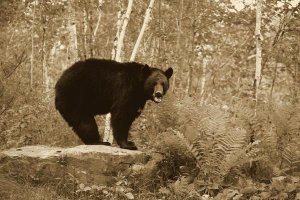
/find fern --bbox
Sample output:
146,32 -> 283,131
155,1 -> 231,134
271,103 -> 300,171
153,95 -> 300,185
282,147 -> 300,170
170,101 -> 257,183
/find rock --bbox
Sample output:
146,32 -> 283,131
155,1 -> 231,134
0,145 -> 150,185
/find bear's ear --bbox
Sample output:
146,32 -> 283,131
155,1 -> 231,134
142,64 -> 151,76
165,67 -> 173,79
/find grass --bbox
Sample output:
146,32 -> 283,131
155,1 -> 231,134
0,175 -> 66,200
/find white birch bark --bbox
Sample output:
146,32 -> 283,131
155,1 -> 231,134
30,0 -> 37,90
83,8 -> 88,58
93,0 -> 103,41
104,0 -> 134,144
130,0 -> 155,61
111,9 -> 123,60
171,0 -> 183,92
103,113 -> 114,143
186,0 -> 197,96
49,41 -> 60,67
200,57 -> 208,105
41,28 -> 50,99
65,47 -> 69,70
254,0 -> 262,102
91,0 -> 104,56
115,0 -> 133,62
67,1 -> 78,64
185,68 -> 191,95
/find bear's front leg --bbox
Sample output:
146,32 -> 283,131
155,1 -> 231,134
111,112 -> 137,150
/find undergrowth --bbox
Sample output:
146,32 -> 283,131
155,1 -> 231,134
0,91 -> 300,199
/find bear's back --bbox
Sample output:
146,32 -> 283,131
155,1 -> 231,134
55,59 -> 147,115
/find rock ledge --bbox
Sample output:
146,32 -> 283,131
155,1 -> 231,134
0,145 -> 149,185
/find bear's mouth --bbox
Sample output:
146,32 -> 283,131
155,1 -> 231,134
153,96 -> 162,103
153,91 -> 163,103
152,85 -> 164,103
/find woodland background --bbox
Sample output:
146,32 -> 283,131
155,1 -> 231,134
0,0 -> 300,199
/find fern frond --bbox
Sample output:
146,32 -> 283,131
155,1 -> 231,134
214,128 -> 258,178
172,103 -> 255,183
282,146 -> 300,169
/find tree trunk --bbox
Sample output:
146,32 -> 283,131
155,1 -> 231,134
104,0 -> 134,144
41,27 -> 50,99
292,63 -> 298,103
30,0 -> 36,90
254,0 -> 262,103
83,8 -> 88,59
157,0 -> 163,65
186,0 -> 197,96
200,57 -> 207,105
111,2 -> 123,60
91,0 -> 104,56
171,0 -> 183,92
67,1 -> 78,65
130,0 -> 155,61
269,61 -> 277,102
115,0 -> 133,62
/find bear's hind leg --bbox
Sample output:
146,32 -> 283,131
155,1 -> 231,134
72,117 -> 102,145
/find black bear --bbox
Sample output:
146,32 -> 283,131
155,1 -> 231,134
55,58 -> 173,150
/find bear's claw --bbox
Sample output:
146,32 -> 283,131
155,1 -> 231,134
119,141 -> 138,150
100,141 -> 111,146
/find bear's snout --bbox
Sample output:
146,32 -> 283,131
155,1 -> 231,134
153,91 -> 163,103
153,85 -> 163,103
155,91 -> 163,98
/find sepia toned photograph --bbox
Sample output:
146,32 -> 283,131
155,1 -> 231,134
0,0 -> 299,199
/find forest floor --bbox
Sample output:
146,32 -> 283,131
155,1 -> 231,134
0,95 -> 300,200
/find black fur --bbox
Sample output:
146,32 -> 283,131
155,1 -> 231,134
55,58 -> 173,150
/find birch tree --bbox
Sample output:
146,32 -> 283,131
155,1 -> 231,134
254,0 -> 262,103
67,0 -> 78,66
30,0 -> 37,90
171,0 -> 183,92
115,0 -> 133,62
103,0 -> 134,144
83,8 -> 88,58
91,0 -> 104,56
104,0 -> 155,144
111,1 -> 124,60
200,57 -> 208,105
186,0 -> 198,96
41,24 -> 50,98
40,1 -> 50,98
130,0 -> 155,61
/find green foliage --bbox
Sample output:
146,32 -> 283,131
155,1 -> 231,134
172,99 -> 261,184
0,89 -> 79,150
149,95 -> 300,187
0,0 -> 300,199
271,104 -> 300,172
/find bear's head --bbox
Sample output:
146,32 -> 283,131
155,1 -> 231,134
143,65 -> 173,103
